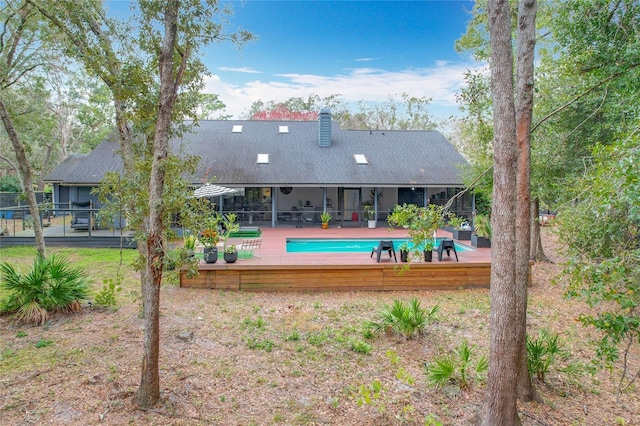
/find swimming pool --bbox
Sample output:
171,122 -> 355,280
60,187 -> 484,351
286,238 -> 474,253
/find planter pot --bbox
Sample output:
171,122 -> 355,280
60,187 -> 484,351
224,251 -> 238,263
322,222 -> 329,229
203,247 -> 218,263
424,250 -> 433,262
400,250 -> 409,263
471,234 -> 491,248
453,229 -> 472,240
367,220 -> 376,229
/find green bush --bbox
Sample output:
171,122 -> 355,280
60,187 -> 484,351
369,297 -> 440,339
0,254 -> 90,325
94,278 -> 122,310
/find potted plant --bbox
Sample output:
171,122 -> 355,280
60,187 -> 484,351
221,212 -> 240,260
390,204 -> 444,263
320,211 -> 332,229
363,205 -> 376,229
183,234 -> 197,258
471,214 -> 491,248
223,245 -> 238,263
398,241 -> 410,262
423,239 -> 435,262
198,210 -> 221,263
448,215 -> 472,240
200,228 -> 220,263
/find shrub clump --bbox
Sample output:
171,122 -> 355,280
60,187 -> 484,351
0,254 -> 90,325
368,297 -> 440,339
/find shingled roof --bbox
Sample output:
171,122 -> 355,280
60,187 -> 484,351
46,118 -> 468,187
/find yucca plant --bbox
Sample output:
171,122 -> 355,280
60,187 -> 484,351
0,254 -> 90,325
369,297 -> 440,339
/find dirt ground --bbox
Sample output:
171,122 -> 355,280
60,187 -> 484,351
1,229 -> 638,425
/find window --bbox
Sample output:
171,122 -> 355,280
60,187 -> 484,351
354,154 -> 368,165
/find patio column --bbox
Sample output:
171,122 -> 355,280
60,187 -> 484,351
271,186 -> 276,228
373,187 -> 378,218
322,187 -> 327,212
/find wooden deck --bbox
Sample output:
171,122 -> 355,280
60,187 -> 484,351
180,227 -> 493,292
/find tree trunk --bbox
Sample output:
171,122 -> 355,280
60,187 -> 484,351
514,0 -> 541,403
478,0 -> 521,424
530,198 -> 551,262
0,97 -> 46,257
136,0 -> 183,408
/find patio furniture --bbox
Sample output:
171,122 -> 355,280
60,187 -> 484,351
301,206 -> 315,226
371,240 -> 397,263
70,217 -> 90,231
437,239 -> 458,262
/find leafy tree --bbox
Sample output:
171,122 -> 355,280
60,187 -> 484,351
245,93 -> 438,130
251,104 -> 319,121
532,1 -> 640,210
243,94 -> 342,121
560,131 -> 640,399
0,1 -> 51,256
0,175 -> 20,192
194,93 -> 230,120
477,0 -> 537,423
34,0 -> 252,408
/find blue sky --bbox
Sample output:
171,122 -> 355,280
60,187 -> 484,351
111,1 -> 479,119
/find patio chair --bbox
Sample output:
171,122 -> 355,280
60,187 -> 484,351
437,239 -> 458,262
301,206 -> 315,226
240,237 -> 262,258
371,240 -> 397,262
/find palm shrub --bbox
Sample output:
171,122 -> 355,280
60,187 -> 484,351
369,297 -> 440,339
527,328 -> 569,382
425,341 -> 488,390
0,254 -> 90,325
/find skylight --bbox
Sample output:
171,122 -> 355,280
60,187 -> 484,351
354,154 -> 368,165
279,126 -> 289,134
257,154 -> 269,164
232,125 -> 242,133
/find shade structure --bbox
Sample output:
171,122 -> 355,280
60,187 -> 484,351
193,184 -> 239,198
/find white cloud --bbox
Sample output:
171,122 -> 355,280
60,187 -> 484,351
203,62 -> 483,119
218,66 -> 262,74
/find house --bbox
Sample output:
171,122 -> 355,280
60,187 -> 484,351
45,110 -> 471,227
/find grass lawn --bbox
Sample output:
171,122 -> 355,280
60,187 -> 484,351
0,230 -> 638,425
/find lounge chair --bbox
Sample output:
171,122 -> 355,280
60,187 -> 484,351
371,240 -> 397,262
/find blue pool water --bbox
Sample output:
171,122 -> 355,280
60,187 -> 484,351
286,238 -> 474,253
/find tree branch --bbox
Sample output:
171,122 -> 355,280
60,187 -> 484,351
531,64 -> 640,133
442,164 -> 493,213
